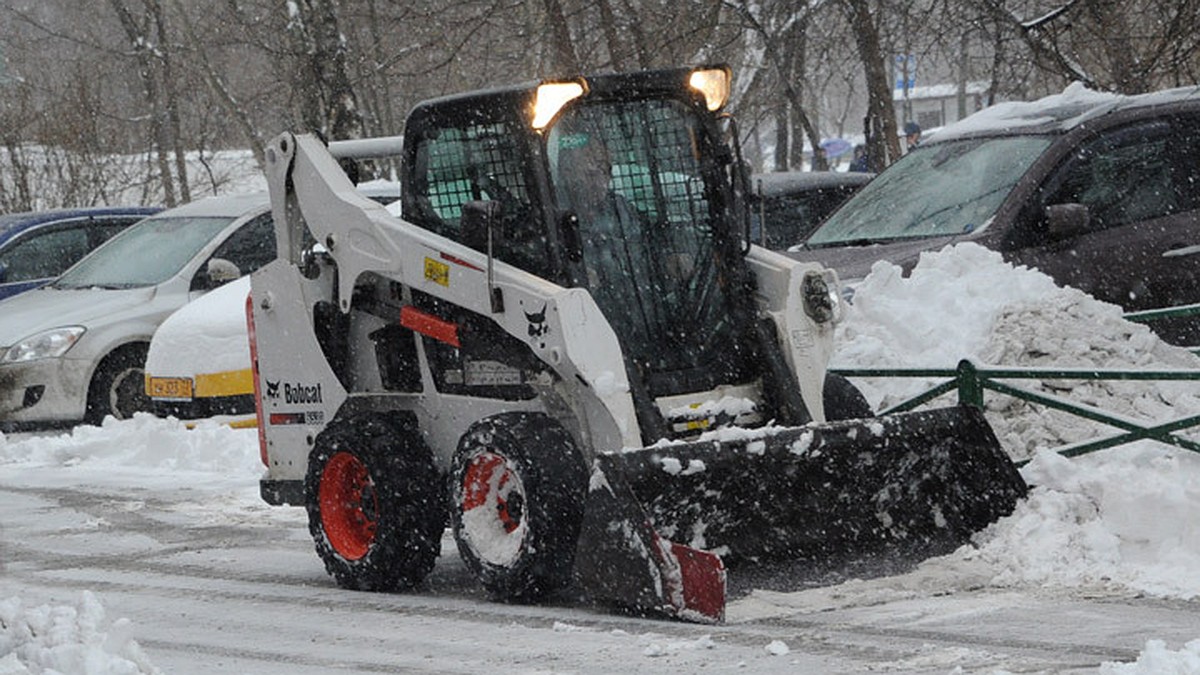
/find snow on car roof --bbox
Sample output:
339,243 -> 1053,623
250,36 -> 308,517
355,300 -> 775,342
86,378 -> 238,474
751,171 -> 873,197
929,81 -> 1200,142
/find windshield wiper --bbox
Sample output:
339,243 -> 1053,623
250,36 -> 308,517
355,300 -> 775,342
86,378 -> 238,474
808,237 -> 879,248
52,282 -> 143,290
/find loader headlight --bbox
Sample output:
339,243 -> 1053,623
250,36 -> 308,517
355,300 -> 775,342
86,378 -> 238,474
801,270 -> 841,324
2,326 -> 86,364
689,66 -> 732,112
532,80 -> 587,130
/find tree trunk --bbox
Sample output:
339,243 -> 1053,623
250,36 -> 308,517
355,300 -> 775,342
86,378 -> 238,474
541,0 -> 580,75
147,0 -> 190,203
845,0 -> 900,172
285,0 -> 366,142
168,0 -> 267,170
110,0 -> 179,206
774,106 -> 790,171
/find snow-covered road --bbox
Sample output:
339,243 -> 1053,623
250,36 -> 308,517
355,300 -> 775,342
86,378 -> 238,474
2,438 -> 1198,674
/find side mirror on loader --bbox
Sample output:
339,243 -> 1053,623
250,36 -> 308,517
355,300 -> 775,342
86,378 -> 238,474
461,200 -> 506,313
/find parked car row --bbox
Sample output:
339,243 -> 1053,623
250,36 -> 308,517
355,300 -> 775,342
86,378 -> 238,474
0,194 -> 274,429
0,182 -> 400,431
749,170 -> 872,250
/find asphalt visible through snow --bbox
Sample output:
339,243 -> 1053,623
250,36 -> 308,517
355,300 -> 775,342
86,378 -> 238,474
4,476 -> 1199,674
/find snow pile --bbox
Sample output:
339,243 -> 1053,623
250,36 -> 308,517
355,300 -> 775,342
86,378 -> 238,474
635,633 -> 716,657
821,242 -> 1200,602
0,592 -> 159,674
1101,639 -> 1200,673
0,414 -> 261,480
832,243 -> 1200,458
969,446 -> 1200,599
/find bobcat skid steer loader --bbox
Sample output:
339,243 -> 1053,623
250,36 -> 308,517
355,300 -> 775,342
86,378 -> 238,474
249,65 -> 1026,623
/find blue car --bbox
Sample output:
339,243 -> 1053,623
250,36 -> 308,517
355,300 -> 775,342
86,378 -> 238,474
0,207 -> 161,301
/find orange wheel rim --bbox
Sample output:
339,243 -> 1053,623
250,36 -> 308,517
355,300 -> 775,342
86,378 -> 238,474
319,451 -> 377,560
462,453 -> 523,533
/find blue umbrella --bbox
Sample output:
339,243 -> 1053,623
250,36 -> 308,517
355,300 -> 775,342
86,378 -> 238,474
819,138 -> 852,158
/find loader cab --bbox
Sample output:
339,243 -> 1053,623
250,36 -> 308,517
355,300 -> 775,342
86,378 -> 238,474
401,66 -> 759,402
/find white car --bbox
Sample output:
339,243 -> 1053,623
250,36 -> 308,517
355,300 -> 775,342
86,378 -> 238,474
142,181 -> 401,422
144,275 -> 255,423
0,193 -> 273,429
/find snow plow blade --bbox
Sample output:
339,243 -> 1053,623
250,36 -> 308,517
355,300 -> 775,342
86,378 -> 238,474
574,405 -> 1026,622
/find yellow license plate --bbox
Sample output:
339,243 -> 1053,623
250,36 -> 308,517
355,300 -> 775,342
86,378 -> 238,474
147,377 -> 194,400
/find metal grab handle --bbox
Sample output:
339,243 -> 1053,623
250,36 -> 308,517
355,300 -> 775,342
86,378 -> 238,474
1163,244 -> 1200,258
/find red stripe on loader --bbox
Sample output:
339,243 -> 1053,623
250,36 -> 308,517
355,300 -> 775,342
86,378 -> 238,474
245,293 -> 268,467
400,306 -> 461,348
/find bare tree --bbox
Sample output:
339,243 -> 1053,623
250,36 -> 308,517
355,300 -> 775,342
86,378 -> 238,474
844,0 -> 901,171
109,0 -> 188,205
281,0 -> 366,141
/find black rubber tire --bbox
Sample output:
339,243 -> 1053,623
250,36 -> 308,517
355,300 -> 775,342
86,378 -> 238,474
823,372 -> 873,421
450,412 -> 588,602
85,344 -> 151,425
305,412 -> 444,592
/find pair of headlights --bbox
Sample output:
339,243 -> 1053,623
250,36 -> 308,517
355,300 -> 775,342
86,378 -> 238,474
1,326 -> 85,364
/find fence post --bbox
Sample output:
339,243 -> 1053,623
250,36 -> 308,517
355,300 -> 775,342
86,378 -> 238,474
956,359 -> 984,408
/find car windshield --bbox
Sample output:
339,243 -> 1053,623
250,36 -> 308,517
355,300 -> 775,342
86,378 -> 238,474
806,135 -> 1053,245
53,216 -> 235,289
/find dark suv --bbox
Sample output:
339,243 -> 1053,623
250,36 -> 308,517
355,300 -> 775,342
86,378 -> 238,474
792,84 -> 1200,348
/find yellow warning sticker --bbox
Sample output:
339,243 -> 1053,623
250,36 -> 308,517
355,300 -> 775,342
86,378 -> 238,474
424,257 -> 450,286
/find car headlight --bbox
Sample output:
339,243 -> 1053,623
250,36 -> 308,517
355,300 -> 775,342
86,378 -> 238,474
801,269 -> 843,324
2,326 -> 86,364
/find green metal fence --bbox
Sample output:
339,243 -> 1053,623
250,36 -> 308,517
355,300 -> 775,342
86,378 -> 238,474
830,360 -> 1200,460
1123,303 -> 1200,355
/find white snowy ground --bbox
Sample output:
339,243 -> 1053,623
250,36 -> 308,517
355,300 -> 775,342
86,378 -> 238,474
3,243 -> 1200,673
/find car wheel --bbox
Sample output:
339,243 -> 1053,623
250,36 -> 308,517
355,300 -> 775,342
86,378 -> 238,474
305,412 -> 444,591
450,413 -> 588,602
85,344 -> 151,425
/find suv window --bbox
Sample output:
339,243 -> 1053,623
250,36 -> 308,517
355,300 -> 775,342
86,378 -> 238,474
0,224 -> 91,282
1041,120 -> 1178,230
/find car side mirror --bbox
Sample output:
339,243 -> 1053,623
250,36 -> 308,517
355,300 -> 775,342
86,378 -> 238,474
1045,203 -> 1090,240
206,258 -> 242,286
